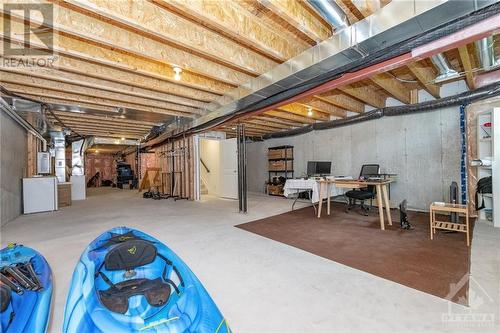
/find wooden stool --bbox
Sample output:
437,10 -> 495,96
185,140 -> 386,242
429,203 -> 470,246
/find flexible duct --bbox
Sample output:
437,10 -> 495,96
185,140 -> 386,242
261,82 -> 500,140
431,53 -> 460,83
475,36 -> 499,70
307,0 -> 349,29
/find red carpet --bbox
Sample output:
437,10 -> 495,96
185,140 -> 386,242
236,204 -> 472,305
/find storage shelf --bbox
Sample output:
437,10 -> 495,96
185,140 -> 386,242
269,170 -> 294,173
268,158 -> 294,161
268,145 -> 293,150
433,220 -> 467,232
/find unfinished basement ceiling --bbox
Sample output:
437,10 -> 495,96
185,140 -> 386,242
0,0 -> 498,140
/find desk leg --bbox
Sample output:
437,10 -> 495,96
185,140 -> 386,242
327,183 -> 331,216
317,183 -> 323,218
376,184 -> 385,230
381,184 -> 392,226
310,190 -> 317,214
429,209 -> 433,240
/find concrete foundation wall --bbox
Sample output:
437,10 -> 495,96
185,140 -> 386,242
1,111 -> 28,225
247,81 -> 467,211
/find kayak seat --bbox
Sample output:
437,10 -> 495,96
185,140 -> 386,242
0,284 -> 11,313
104,239 -> 157,271
98,239 -> 174,314
99,278 -> 171,314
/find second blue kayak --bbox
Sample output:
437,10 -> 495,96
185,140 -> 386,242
0,244 -> 53,333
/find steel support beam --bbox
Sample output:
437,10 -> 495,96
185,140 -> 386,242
237,124 -> 247,213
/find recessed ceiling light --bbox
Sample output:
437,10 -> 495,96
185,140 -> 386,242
307,107 -> 313,117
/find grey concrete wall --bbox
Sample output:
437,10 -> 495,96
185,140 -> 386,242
247,81 -> 467,211
1,111 -> 28,225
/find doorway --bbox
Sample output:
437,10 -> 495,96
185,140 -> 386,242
198,137 -> 238,200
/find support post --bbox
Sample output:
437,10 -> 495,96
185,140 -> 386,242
237,124 -> 247,213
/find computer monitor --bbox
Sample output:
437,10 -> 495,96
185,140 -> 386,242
307,161 -> 332,176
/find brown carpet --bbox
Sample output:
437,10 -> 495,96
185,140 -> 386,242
236,204 -> 472,305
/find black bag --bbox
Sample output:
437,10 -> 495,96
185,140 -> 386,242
475,176 -> 492,210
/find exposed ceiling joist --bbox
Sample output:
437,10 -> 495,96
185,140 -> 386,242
1,67 -> 206,108
0,72 -> 203,115
150,0 -> 305,62
246,118 -> 294,130
299,98 -> 346,118
263,110 -> 316,124
338,85 -> 386,108
56,0 -> 277,76
315,91 -> 365,113
50,116 -> 153,130
2,83 -> 196,118
51,111 -> 158,126
370,73 -> 411,104
277,103 -> 330,121
458,45 -> 476,90
2,4 -> 252,86
255,115 -> 304,127
1,23 -> 233,96
257,0 -> 332,43
406,61 -> 441,98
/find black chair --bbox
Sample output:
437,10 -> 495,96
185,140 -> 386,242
345,164 -> 380,216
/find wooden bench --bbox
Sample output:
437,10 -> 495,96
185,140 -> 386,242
429,203 -> 470,246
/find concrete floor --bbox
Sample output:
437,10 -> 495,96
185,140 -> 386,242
2,188 -> 499,333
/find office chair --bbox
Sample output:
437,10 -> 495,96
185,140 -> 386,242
345,164 -> 380,216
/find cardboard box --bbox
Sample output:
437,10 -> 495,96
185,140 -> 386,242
268,160 -> 293,171
268,148 -> 293,159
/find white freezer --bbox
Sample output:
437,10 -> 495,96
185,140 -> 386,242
23,177 -> 58,214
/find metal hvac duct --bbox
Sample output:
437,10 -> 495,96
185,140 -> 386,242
307,0 -> 349,29
50,131 -> 66,183
431,53 -> 461,83
475,36 -> 499,70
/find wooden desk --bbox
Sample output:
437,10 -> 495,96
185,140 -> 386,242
429,203 -> 470,246
317,179 -> 393,230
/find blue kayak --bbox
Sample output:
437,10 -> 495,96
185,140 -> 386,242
0,244 -> 53,333
63,227 -> 231,333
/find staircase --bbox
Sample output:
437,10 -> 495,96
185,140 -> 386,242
200,181 -> 208,195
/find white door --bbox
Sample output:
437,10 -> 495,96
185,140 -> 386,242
219,138 -> 238,199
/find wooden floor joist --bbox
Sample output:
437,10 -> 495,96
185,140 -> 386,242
1,73 -> 203,116
56,0 -> 278,77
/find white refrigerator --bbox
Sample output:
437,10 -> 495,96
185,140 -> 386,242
23,177 -> 58,214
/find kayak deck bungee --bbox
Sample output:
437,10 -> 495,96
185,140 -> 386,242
0,244 -> 53,333
63,227 -> 231,332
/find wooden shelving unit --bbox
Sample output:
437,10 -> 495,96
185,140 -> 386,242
267,145 -> 293,196
474,108 -> 498,227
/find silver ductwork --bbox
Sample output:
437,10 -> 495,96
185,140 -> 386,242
50,131 -> 66,183
475,36 -> 499,70
431,53 -> 460,83
307,0 -> 349,29
71,139 -> 86,176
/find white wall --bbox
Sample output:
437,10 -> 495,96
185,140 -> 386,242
247,81 -> 468,211
200,138 -> 221,195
